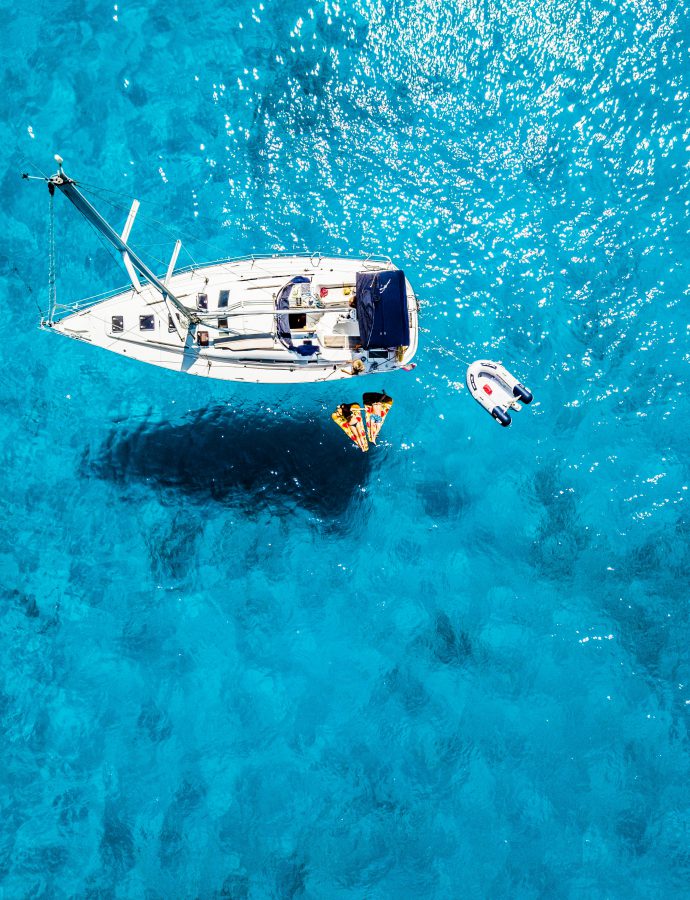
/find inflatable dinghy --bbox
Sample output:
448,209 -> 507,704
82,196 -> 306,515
466,360 -> 532,427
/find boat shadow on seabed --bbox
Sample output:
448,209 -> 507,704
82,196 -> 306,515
83,404 -> 371,517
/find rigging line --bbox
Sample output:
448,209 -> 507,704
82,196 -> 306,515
16,151 -> 50,181
80,212 -> 134,283
81,184 -> 216,239
79,185 -> 231,259
48,189 -> 57,321
75,178 -> 235,229
10,265 -> 43,317
70,185 -> 278,280
180,244 -> 202,269
66,189 -> 179,284
54,283 -> 132,309
56,188 -> 313,301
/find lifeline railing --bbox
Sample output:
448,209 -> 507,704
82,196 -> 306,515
42,251 -> 394,325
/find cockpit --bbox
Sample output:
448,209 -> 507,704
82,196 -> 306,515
275,276 -> 320,356
274,269 -> 410,364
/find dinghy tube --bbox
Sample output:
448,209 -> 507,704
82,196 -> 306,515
466,360 -> 533,427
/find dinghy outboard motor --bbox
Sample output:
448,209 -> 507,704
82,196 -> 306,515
466,360 -> 533,427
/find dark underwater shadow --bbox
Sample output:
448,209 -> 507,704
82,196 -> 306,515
84,404 -> 371,518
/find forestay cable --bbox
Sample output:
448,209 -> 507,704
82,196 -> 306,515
47,186 -> 57,323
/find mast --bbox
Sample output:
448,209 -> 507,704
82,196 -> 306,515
45,156 -> 195,334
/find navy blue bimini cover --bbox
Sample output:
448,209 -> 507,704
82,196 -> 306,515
355,269 -> 410,349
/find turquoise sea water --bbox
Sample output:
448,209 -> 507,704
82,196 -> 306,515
3,0 -> 690,896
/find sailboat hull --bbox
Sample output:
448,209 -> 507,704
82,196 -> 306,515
48,254 -> 419,384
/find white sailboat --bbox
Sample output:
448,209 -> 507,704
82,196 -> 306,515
28,156 -> 419,385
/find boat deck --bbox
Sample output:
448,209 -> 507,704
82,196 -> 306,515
48,254 -> 419,384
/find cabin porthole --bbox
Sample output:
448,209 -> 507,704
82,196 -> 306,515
111,315 -> 124,333
139,315 -> 155,331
